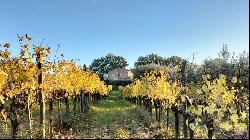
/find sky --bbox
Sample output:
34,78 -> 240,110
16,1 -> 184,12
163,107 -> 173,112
0,0 -> 249,68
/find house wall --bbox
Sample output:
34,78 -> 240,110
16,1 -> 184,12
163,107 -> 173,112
108,68 -> 133,80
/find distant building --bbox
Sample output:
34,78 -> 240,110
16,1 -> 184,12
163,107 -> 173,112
107,68 -> 133,80
103,74 -> 109,80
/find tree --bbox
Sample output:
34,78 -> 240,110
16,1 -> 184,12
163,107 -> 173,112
89,53 -> 128,77
218,44 -> 230,62
133,54 -> 186,79
132,64 -> 167,79
134,53 -> 166,68
165,56 -> 184,67
232,51 -> 249,88
199,47 -> 249,87
185,62 -> 201,84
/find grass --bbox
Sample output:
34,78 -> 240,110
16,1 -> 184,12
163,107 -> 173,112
73,90 -> 156,139
0,90 -> 175,139
87,90 -> 138,127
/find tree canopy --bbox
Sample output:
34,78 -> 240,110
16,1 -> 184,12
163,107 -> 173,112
89,53 -> 128,77
134,53 -> 166,68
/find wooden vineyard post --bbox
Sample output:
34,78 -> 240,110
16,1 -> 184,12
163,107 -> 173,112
173,106 -> 179,139
188,114 -> 195,139
10,97 -> 19,139
73,95 -> 77,113
27,90 -> 33,138
207,116 -> 214,139
48,96 -> 53,138
36,52 -> 46,138
166,107 -> 169,129
181,60 -> 188,139
58,98 -> 62,132
65,96 -> 69,115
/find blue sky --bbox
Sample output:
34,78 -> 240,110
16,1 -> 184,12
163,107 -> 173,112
0,0 -> 249,68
